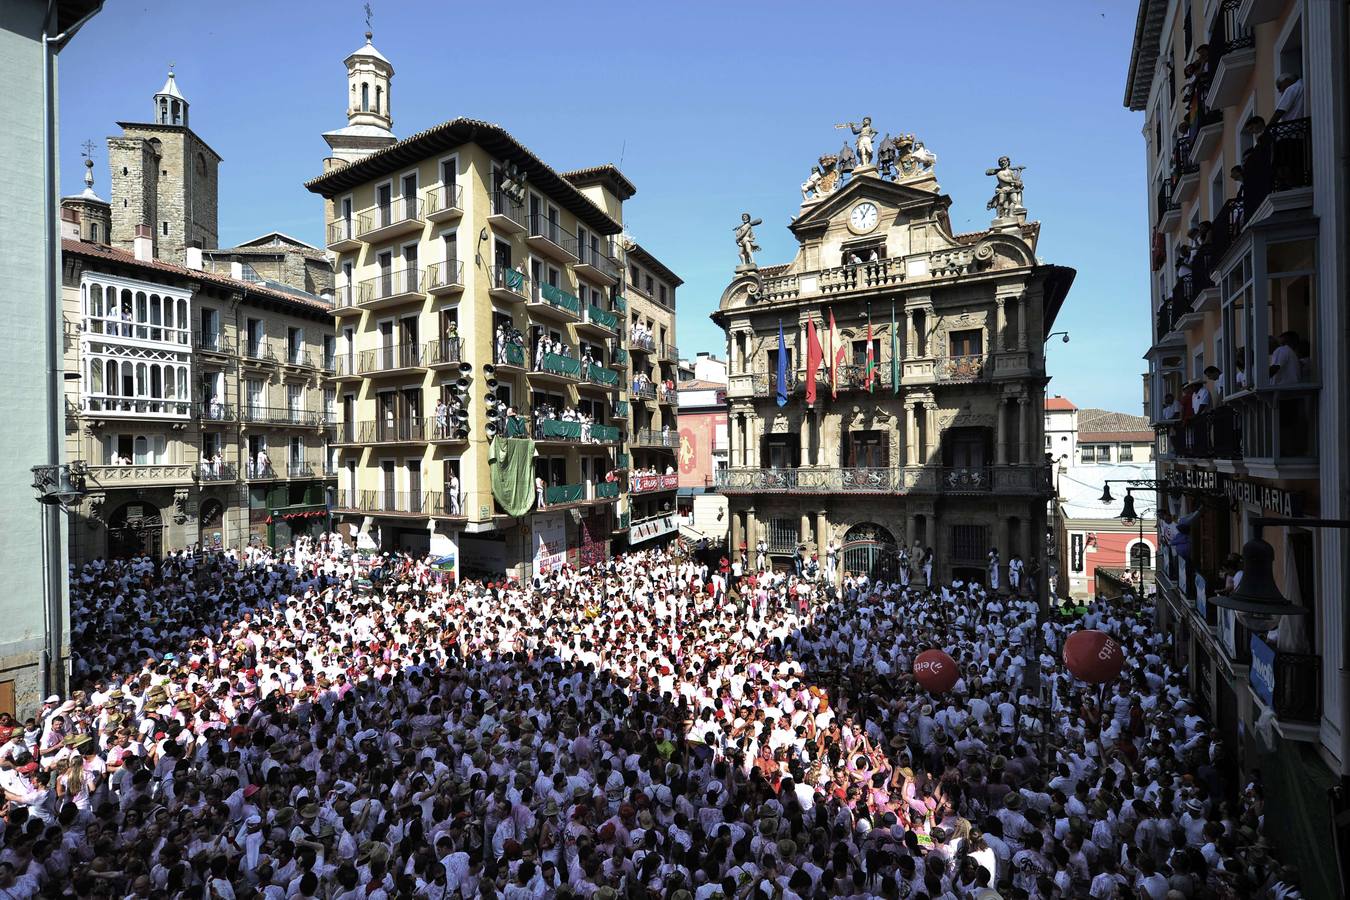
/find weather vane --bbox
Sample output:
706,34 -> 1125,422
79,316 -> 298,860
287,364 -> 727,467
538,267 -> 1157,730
80,139 -> 96,160
364,3 -> 373,33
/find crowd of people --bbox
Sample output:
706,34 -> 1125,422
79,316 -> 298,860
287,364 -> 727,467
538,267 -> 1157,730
0,536 -> 1304,898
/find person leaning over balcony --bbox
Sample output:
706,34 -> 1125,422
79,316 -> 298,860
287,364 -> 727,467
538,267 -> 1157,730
1160,393 -> 1180,421
1268,331 -> 1300,386
1203,365 -> 1224,401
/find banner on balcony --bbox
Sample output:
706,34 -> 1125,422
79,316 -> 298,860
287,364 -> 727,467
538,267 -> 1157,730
533,512 -> 567,574
489,437 -> 537,517
1249,633 -> 1276,707
1070,533 -> 1084,573
630,515 -> 676,545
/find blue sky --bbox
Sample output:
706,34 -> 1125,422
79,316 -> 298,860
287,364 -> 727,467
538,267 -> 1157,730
58,0 -> 1147,413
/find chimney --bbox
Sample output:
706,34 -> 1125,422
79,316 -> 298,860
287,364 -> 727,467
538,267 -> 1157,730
60,206 -> 80,241
185,247 -> 203,270
133,224 -> 154,261
229,261 -> 244,280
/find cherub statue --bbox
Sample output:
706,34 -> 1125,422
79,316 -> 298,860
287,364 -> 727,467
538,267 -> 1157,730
801,165 -> 824,202
986,156 -> 1026,218
734,213 -> 763,268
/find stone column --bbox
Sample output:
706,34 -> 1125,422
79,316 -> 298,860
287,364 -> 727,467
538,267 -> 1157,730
816,510 -> 829,555
995,297 -> 1007,352
745,508 -> 757,555
800,512 -> 812,547
995,399 -> 1008,465
923,402 -> 937,462
907,310 -> 919,356
798,411 -> 810,466
1016,296 -> 1028,350
730,506 -> 742,553
904,402 -> 918,466
749,420 -> 760,469
1017,396 -> 1031,463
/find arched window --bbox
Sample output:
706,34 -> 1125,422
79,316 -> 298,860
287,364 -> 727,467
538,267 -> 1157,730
161,296 -> 173,330
159,98 -> 168,124
150,295 -> 162,341
135,291 -> 147,328
89,283 -> 103,324
105,360 -> 118,396
171,100 -> 181,125
1129,541 -> 1154,569
375,85 -> 382,114
177,367 -> 187,401
177,299 -> 188,342
361,82 -> 369,111
136,363 -> 147,398
120,362 -> 134,401
151,365 -> 162,399
89,358 -> 102,395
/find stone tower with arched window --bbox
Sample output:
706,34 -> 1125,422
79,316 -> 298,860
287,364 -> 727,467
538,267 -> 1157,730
321,31 -> 397,168
107,69 -> 220,264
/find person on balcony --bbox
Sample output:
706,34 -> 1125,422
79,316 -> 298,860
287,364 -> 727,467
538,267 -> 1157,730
1159,393 -> 1180,421
1203,365 -> 1224,401
1268,73 -> 1305,128
1269,331 -> 1301,386
255,447 -> 271,478
1009,554 -> 1024,593
447,473 -> 461,516
535,475 -> 546,510
434,398 -> 448,439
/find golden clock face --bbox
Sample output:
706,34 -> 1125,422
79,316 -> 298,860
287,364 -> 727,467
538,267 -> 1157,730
848,201 -> 879,234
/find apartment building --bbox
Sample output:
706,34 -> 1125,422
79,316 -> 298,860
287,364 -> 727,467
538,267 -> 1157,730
712,122 -> 1074,588
1126,1 -> 1348,892
57,72 -> 336,562
305,34 -> 680,576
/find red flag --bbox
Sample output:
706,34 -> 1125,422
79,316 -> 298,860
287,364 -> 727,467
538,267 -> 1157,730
805,318 -> 823,406
864,322 -> 876,392
828,309 -> 843,399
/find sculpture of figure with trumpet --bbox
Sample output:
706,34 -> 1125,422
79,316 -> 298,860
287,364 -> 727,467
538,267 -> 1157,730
836,116 -> 877,168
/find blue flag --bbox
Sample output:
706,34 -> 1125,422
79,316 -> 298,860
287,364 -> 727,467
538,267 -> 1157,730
776,322 -> 788,407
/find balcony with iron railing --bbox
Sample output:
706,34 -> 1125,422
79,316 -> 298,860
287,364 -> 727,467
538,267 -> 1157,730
195,401 -> 237,423
576,242 -> 620,284
633,428 -> 679,449
527,214 -> 580,262
197,462 -> 238,482
358,418 -> 430,444
531,418 -> 622,444
196,332 -> 233,355
336,489 -> 442,517
426,336 -> 464,368
332,353 -> 361,380
286,462 -> 315,479
490,265 -> 530,302
495,340 -> 526,369
326,217 -> 361,251
1250,632 -> 1321,726
358,342 -> 426,375
282,347 -> 313,369
582,362 -> 621,390
242,339 -> 277,365
631,381 -> 657,401
658,386 -> 679,405
610,345 -> 629,369
425,184 -> 463,222
332,284 -> 357,315
1171,134 -> 1200,203
241,406 -> 325,427
1205,0 -> 1256,109
358,267 -> 425,309
530,282 -> 581,321
659,342 -> 679,362
580,304 -> 619,334
488,190 -> 528,232
1156,180 -> 1182,231
1242,117 -> 1313,223
532,351 -> 582,382
427,259 -> 464,294
355,197 -> 424,243
714,464 -> 1052,495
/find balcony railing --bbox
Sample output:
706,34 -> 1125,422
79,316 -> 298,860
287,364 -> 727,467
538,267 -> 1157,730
337,489 -> 441,516
195,401 -> 237,422
659,343 -> 679,362
1209,0 -> 1254,65
80,395 -> 191,417
585,305 -> 619,331
936,355 -> 988,381
819,258 -> 905,294
327,218 -> 358,246
527,215 -> 579,257
631,473 -> 679,494
287,462 -> 315,478
631,381 -> 657,400
1156,181 -> 1180,228
333,353 -> 359,378
283,348 -> 312,368
490,191 -> 527,229
1251,634 -> 1321,723
198,462 -> 238,482
584,363 -> 620,388
544,483 -> 585,506
333,284 -> 357,311
425,184 -> 463,217
243,340 -> 276,363
611,346 -> 628,368
537,352 -> 582,379
1172,134 -> 1199,180
595,480 -> 621,499
715,465 -> 1051,495
427,337 -> 464,367
577,243 -> 620,280
492,265 -> 530,300
634,428 -> 679,449
242,406 -> 324,427
84,464 -> 195,485
359,418 -> 429,444
1243,117 -> 1312,221
534,418 -> 609,443
428,259 -> 463,290
536,282 -> 581,315
322,354 -> 336,373
496,341 -> 526,368
659,387 -> 679,404
359,342 -> 426,374
356,197 -> 423,237
196,333 -> 232,354
358,268 -> 424,304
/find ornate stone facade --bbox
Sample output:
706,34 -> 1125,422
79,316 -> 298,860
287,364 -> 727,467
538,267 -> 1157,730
711,131 -> 1074,589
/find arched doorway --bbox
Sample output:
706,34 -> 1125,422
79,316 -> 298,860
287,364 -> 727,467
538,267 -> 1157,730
841,522 -> 898,583
107,501 -> 163,560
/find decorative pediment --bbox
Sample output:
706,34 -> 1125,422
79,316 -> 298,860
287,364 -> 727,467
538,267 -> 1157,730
970,231 -> 1035,271
790,175 -> 949,238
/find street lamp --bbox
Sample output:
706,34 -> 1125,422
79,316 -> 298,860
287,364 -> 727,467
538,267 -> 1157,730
1118,491 -> 1151,588
1207,536 -> 1308,632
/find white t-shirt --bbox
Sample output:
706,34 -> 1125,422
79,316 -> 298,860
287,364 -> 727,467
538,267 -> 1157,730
1270,343 -> 1299,385
1275,78 -> 1305,120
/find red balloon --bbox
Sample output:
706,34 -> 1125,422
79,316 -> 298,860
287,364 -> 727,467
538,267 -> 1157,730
913,649 -> 959,694
1063,630 -> 1125,684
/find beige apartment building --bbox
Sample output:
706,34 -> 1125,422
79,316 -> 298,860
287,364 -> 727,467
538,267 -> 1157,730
713,124 -> 1074,588
57,73 -> 337,562
305,34 -> 680,575
1126,1 -> 1348,894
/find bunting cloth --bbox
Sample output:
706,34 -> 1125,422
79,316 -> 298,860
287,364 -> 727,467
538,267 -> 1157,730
891,305 -> 901,395
489,436 -> 538,517
775,322 -> 788,407
864,322 -> 876,392
805,317 -> 823,406
828,309 -> 843,399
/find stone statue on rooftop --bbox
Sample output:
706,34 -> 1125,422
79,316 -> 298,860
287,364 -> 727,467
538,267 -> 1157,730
986,156 -> 1026,219
734,213 -> 763,269
801,165 -> 825,202
838,117 -> 877,168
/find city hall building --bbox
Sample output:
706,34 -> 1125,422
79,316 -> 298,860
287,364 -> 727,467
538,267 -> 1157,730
712,127 -> 1074,589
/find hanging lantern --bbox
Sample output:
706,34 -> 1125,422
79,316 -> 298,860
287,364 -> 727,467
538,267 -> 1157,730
913,648 -> 959,694
1063,630 -> 1125,684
